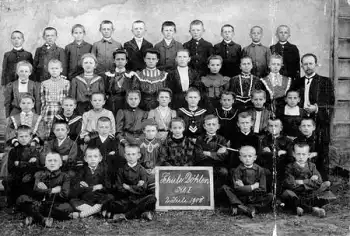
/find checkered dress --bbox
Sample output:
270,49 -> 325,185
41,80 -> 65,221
40,76 -> 70,135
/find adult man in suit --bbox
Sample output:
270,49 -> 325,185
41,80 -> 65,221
293,53 -> 335,180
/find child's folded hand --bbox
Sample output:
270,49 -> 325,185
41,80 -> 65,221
263,147 -> 271,152
84,135 -> 91,143
93,184 -> 103,191
137,180 -> 145,186
80,181 -> 89,188
30,141 -> 36,147
108,151 -> 115,155
123,183 -> 131,190
14,161 -> 19,166
235,180 -> 244,187
62,155 -> 68,161
29,157 -> 37,163
295,179 -> 304,185
217,147 -> 226,154
37,182 -> 48,190
310,175 -> 319,181
309,152 -> 317,158
203,151 -> 211,157
51,186 -> 61,194
278,150 -> 286,156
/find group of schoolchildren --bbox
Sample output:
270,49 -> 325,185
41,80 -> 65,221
1,18 -> 336,227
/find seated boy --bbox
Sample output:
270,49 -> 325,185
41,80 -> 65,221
159,118 -> 195,166
4,125 -> 40,208
5,93 -> 45,147
102,145 -> 156,221
177,87 -> 208,141
281,142 -> 335,217
215,91 -> 238,142
80,92 -> 115,142
247,90 -> 272,135
42,121 -> 80,178
228,56 -> 262,111
221,146 -> 272,218
229,112 -> 260,168
201,55 -> 230,109
116,90 -> 148,149
17,152 -> 73,227
4,61 -> 40,117
69,146 -> 114,218
194,115 -> 228,188
49,97 -> 82,141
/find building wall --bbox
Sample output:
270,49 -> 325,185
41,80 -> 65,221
0,0 -> 332,77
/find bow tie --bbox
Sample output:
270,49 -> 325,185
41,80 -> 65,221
252,43 -> 262,47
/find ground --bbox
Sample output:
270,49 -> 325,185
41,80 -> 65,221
0,176 -> 349,236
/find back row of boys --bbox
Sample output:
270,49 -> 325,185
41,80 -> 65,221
2,19 -> 300,85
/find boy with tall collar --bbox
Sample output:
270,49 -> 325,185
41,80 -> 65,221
124,20 -> 153,71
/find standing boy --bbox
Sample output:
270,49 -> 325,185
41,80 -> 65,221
214,24 -> 241,77
33,27 -> 67,82
183,20 -> 214,76
92,20 -> 122,76
2,30 -> 33,85
124,20 -> 153,71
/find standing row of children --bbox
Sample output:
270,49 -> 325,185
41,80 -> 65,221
2,19 -> 335,226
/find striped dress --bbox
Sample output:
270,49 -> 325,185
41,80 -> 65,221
40,76 -> 70,136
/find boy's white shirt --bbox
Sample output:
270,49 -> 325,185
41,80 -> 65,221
134,37 -> 143,49
177,66 -> 189,91
164,38 -> 173,46
57,137 -> 67,147
18,81 -> 29,92
127,162 -> 138,168
254,110 -> 262,133
224,40 -> 232,44
14,46 -> 23,50
99,135 -> 108,143
279,41 -> 287,45
284,105 -> 300,115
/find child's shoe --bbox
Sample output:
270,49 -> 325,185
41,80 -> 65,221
238,205 -> 255,218
312,207 -> 326,218
24,216 -> 33,226
141,211 -> 153,221
112,213 -> 127,222
296,207 -> 304,216
44,217 -> 53,227
231,207 -> 238,216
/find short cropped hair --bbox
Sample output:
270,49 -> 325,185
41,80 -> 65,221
16,61 -> 33,73
301,53 -> 318,64
221,91 -> 235,99
100,20 -> 114,30
240,55 -> 253,64
97,116 -> 112,124
276,24 -> 290,34
62,96 -> 77,105
286,89 -> 300,97
239,145 -> 256,154
170,118 -> 186,128
53,120 -> 69,130
125,144 -> 140,153
190,19 -> 204,28
80,53 -> 98,66
16,125 -> 32,135
144,48 -> 160,59
251,89 -> 266,99
186,87 -> 201,97
90,92 -> 105,100
85,145 -> 102,156
158,88 -> 173,98
48,59 -> 62,68
142,119 -> 158,130
20,93 -> 35,103
221,24 -> 234,32
300,117 -> 316,126
207,55 -> 223,65
293,142 -> 310,152
250,26 -> 263,33
43,27 -> 57,37
71,24 -> 86,34
132,20 -> 145,27
176,49 -> 190,56
270,53 -> 283,63
268,118 -> 283,127
237,111 -> 253,121
204,114 -> 219,123
113,49 -> 129,60
11,30 -> 24,39
126,89 -> 141,99
161,21 -> 176,32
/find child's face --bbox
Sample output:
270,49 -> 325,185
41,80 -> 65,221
62,99 -> 76,116
221,26 -> 234,41
127,92 -> 141,108
239,147 -> 257,166
175,51 -> 190,67
20,98 -> 34,113
189,24 -> 204,40
237,117 -> 253,133
48,62 -> 63,78
11,32 -> 24,48
97,121 -> 111,136
53,124 -> 68,140
171,121 -> 185,138
45,153 -> 62,171
144,125 -> 158,140
132,22 -> 145,38
204,118 -> 219,134
276,26 -> 290,42
91,94 -> 106,110
162,26 -> 175,40
299,120 -> 315,137
17,65 -> 31,82
84,149 -> 102,168
220,94 -> 234,109
114,53 -> 127,69
251,93 -> 266,108
286,92 -> 300,107
72,27 -> 85,42
124,147 -> 141,165
269,58 -> 282,73
144,53 -> 159,69
208,59 -> 222,74
82,57 -> 96,74
250,27 -> 262,43
240,58 -> 253,74
157,91 -> 171,107
267,120 -> 282,136
100,23 -> 114,38
293,146 -> 310,165
17,130 -> 31,146
185,91 -> 200,108
43,29 -> 57,45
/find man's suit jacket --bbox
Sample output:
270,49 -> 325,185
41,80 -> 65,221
124,38 -> 153,71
